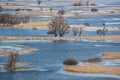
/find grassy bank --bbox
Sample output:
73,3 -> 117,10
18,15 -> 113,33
0,35 -> 120,41
103,52 -> 120,59
63,64 -> 120,75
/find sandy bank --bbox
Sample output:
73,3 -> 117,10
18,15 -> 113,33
63,64 -> 120,75
0,35 -> 120,41
103,52 -> 120,59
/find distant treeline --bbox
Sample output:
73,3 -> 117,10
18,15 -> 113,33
0,13 -> 29,26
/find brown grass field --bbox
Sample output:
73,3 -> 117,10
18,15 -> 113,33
103,52 -> 120,59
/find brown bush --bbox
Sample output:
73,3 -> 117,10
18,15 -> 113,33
91,8 -> 98,12
63,58 -> 78,65
82,58 -> 102,63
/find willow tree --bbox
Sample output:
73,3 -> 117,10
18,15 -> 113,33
48,15 -> 70,37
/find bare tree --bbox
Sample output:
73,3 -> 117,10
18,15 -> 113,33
72,26 -> 79,36
79,27 -> 84,36
5,51 -> 19,71
91,8 -> 98,12
57,9 -> 65,15
48,15 -> 70,37
72,0 -> 83,6
0,5 -> 3,12
96,27 -> 108,36
86,0 -> 90,6
50,7 -> 53,12
38,0 -> 42,5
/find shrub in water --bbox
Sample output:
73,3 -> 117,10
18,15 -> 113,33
91,8 -> 98,12
63,58 -> 78,65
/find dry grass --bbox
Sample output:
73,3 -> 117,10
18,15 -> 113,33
0,35 -> 120,41
1,22 -> 119,31
81,57 -> 102,63
63,52 -> 120,75
13,21 -> 49,28
103,52 -> 120,59
63,64 -> 120,75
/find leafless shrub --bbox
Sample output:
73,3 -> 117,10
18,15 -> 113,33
5,52 -> 19,71
57,9 -> 65,15
90,3 -> 97,6
82,57 -> 102,63
79,27 -> 84,36
74,12 -> 79,16
72,27 -> 84,36
84,22 -> 90,26
96,27 -> 108,36
15,8 -> 32,11
0,5 -> 3,12
72,1 -> 83,6
72,26 -> 79,36
86,0 -> 90,6
38,0 -> 42,5
49,7 -> 53,12
63,58 -> 78,65
91,8 -> 98,12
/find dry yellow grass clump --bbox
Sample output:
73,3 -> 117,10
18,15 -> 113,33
0,35 -> 120,41
80,35 -> 120,41
13,21 -> 49,28
63,64 -> 120,75
103,52 -> 120,59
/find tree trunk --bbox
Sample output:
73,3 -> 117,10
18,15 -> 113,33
6,54 -> 19,71
74,33 -> 77,36
54,33 -> 57,37
59,34 -> 63,37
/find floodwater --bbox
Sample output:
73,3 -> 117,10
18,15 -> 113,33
0,28 -> 120,37
67,15 -> 120,27
0,40 -> 120,80
0,0 -> 120,80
